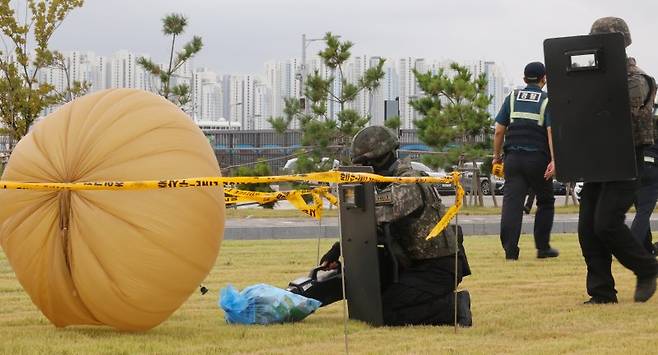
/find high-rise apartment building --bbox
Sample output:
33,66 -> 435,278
398,57 -> 423,129
228,75 -> 244,127
467,60 -> 506,118
265,59 -> 301,127
192,68 -> 223,122
253,82 -> 272,130
35,48 -> 509,132
367,56 -> 386,126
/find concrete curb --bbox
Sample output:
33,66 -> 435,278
224,216 -> 658,240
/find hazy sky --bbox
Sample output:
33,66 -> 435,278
47,0 -> 658,85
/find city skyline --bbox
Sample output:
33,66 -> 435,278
46,0 -> 658,85
39,48 -> 508,132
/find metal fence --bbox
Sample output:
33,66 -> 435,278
209,129 -> 429,175
216,147 -> 304,175
205,130 -> 304,149
1,129 -> 492,175
205,129 -> 430,149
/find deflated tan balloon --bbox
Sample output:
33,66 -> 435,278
0,89 -> 225,330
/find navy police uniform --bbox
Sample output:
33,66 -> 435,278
496,81 -> 556,260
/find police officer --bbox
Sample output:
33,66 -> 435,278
320,126 -> 473,326
492,62 -> 559,260
578,17 -> 658,304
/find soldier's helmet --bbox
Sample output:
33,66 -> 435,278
590,17 -> 632,47
351,126 -> 400,164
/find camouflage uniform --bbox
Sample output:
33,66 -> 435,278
375,157 -> 457,260
320,126 -> 472,326
627,57 -> 657,146
628,48 -> 658,256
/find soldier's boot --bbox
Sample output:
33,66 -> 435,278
537,247 -> 559,259
456,290 -> 472,327
583,296 -> 618,305
634,273 -> 657,303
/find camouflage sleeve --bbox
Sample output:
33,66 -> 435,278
375,183 -> 424,223
629,73 -> 650,114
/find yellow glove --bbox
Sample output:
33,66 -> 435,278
492,163 -> 504,178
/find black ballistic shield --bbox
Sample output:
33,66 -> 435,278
543,33 -> 636,182
338,166 -> 384,326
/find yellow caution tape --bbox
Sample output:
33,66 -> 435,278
0,171 -> 457,190
223,187 -> 335,219
318,189 -> 338,206
0,171 -> 462,239
426,172 -> 464,240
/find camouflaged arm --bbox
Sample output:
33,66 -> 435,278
628,74 -> 650,115
375,183 -> 424,223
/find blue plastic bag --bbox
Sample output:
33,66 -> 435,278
219,283 -> 321,325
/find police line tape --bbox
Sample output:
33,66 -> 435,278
224,187 -> 336,220
0,171 -> 463,240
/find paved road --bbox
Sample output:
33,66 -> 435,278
224,212 -> 657,240
269,194 -> 578,209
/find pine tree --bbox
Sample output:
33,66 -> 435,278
137,13 -> 202,110
296,32 -> 385,171
411,62 -> 493,204
411,62 -> 492,170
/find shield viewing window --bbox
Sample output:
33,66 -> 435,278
567,51 -> 599,72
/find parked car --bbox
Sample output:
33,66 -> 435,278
552,180 -> 567,195
574,181 -> 584,201
460,171 -> 504,195
282,157 -> 340,173
454,162 -> 504,195
410,161 -> 456,195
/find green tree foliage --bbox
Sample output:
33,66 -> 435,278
267,97 -> 301,134
0,0 -> 85,144
233,160 -> 276,209
480,156 -> 494,176
384,116 -> 401,131
297,32 -> 385,170
138,13 -> 202,110
410,62 -> 492,168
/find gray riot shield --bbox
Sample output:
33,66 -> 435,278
338,166 -> 384,326
543,32 -> 636,182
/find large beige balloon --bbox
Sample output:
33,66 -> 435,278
0,89 -> 225,331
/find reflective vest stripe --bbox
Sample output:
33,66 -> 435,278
509,91 -> 546,125
538,98 -> 549,126
511,112 -> 542,121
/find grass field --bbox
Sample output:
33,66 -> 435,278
1,235 -> 657,354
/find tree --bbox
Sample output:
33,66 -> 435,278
0,0 -> 85,146
267,97 -> 300,134
384,116 -> 401,131
410,62 -> 492,169
233,160 -> 276,209
411,63 -> 493,205
296,32 -> 386,169
137,13 -> 202,110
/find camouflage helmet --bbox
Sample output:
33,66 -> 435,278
590,17 -> 632,47
351,126 -> 400,164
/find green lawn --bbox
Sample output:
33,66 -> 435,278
1,235 -> 657,354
